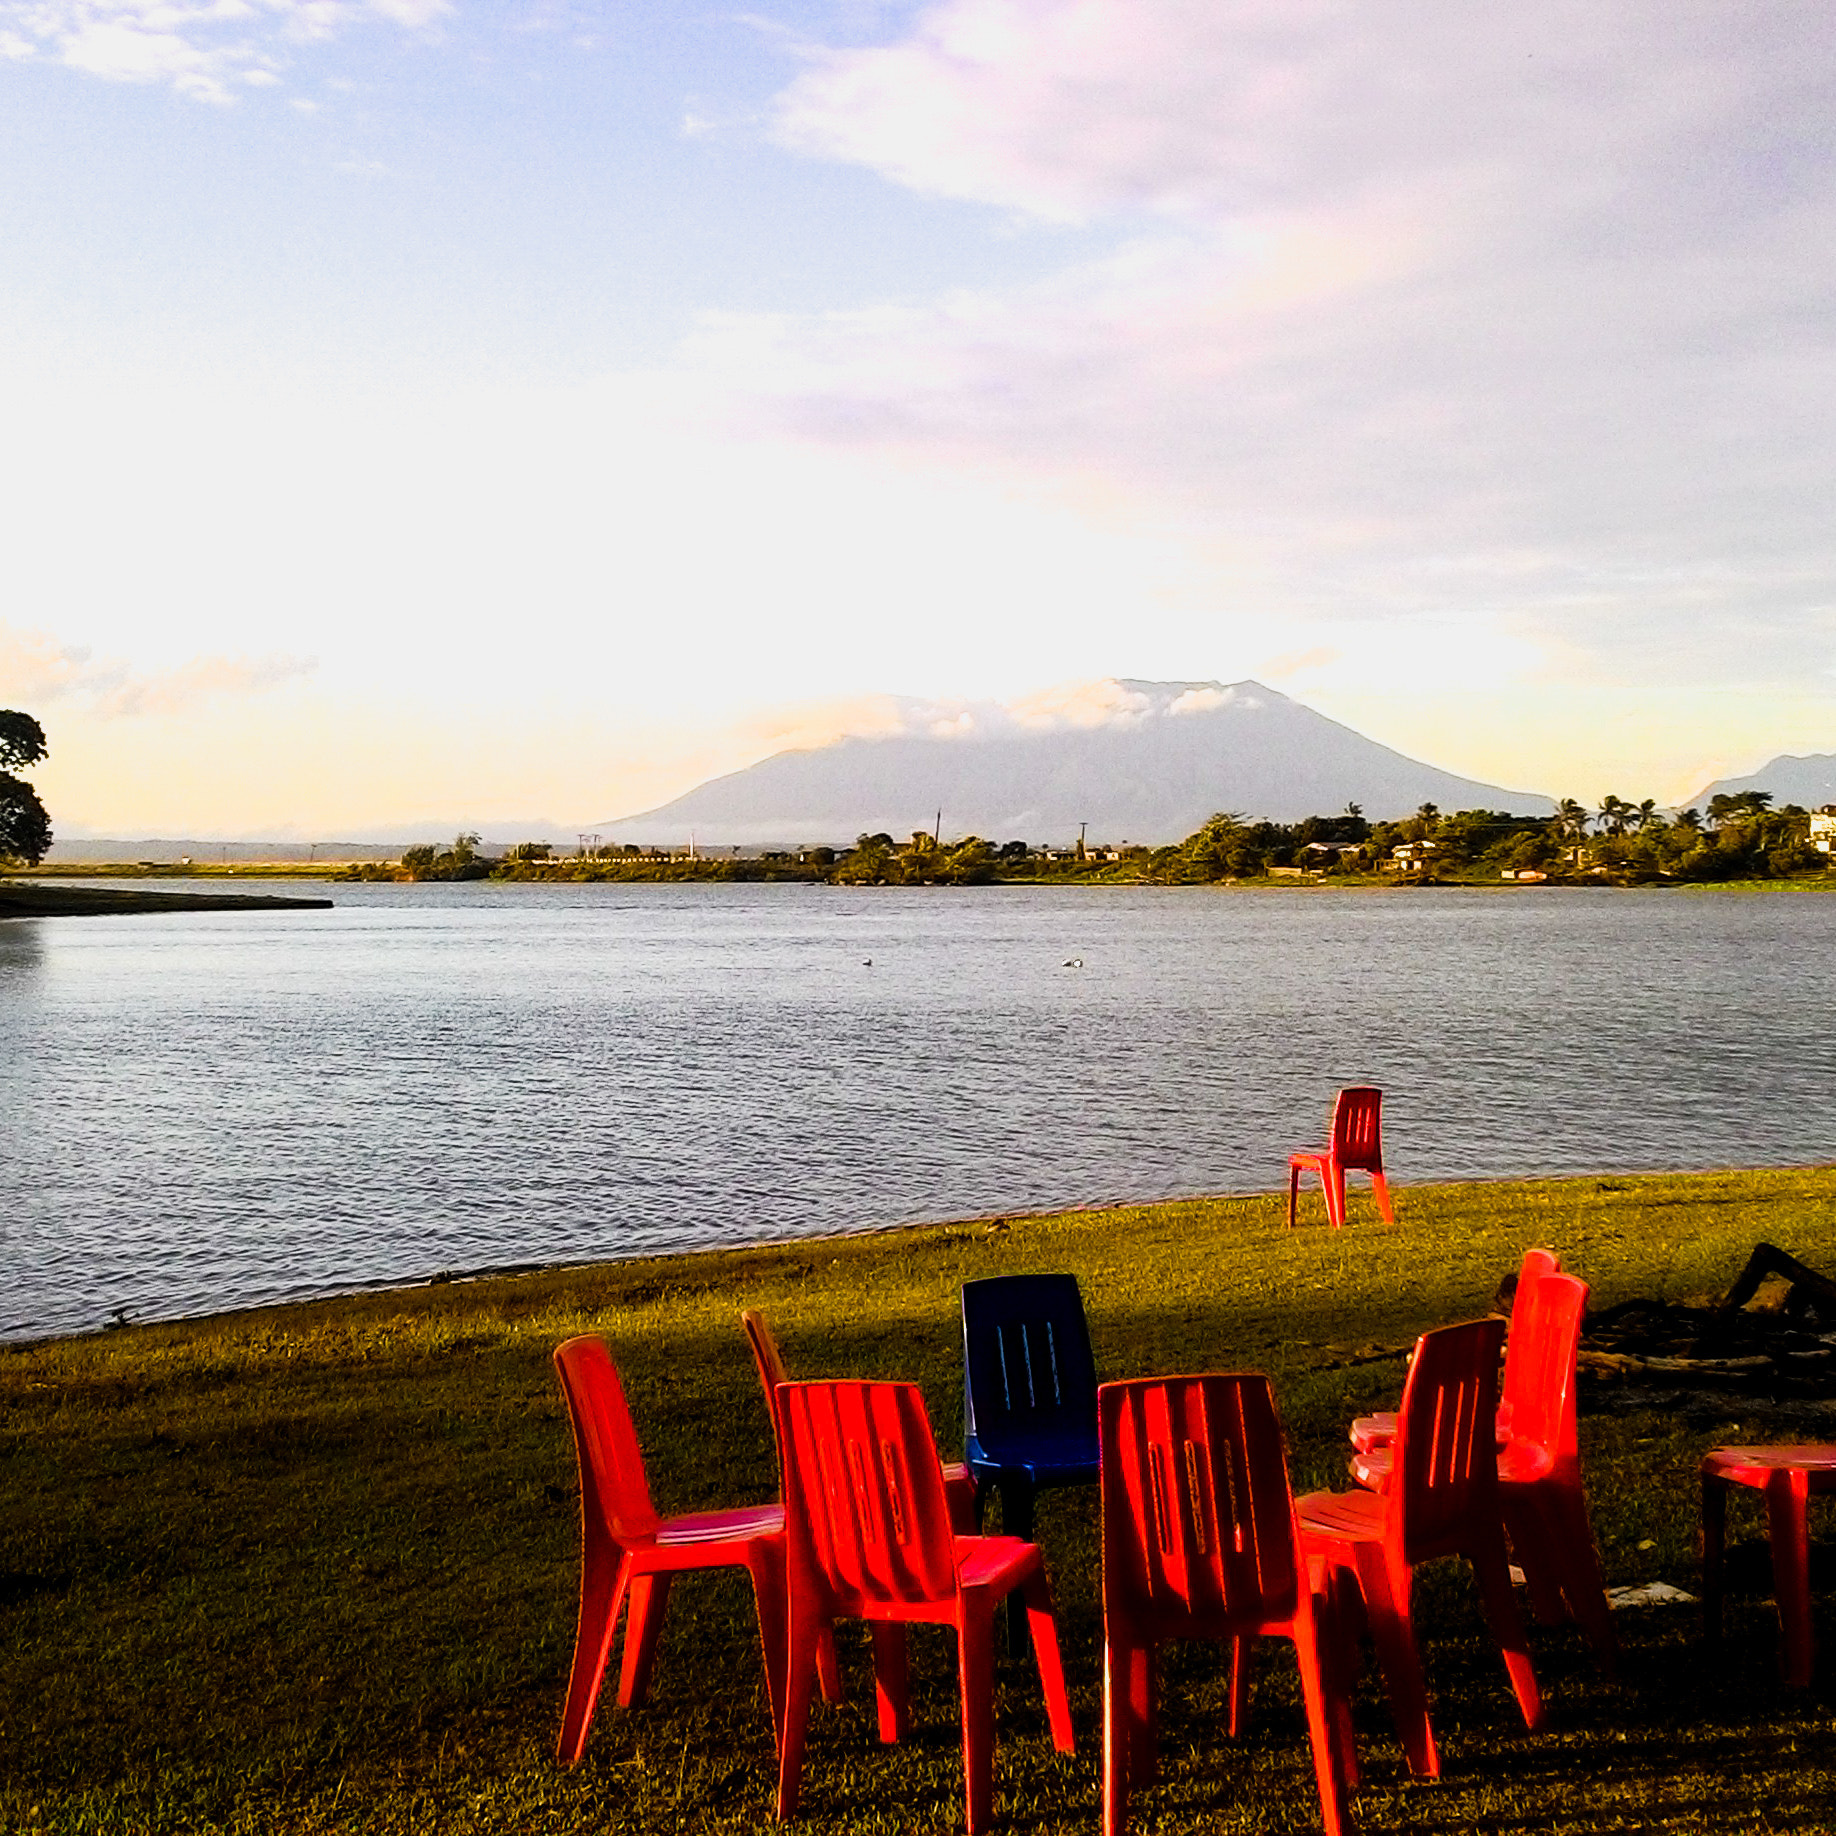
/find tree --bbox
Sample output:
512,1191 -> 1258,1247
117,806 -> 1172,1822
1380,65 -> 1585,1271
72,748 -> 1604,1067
0,709 -> 51,866
1596,794 -> 1633,838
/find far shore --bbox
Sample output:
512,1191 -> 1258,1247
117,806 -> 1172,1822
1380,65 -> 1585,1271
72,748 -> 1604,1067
0,879 -> 333,916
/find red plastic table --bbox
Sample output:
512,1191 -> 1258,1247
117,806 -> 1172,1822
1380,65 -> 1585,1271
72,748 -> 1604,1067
1701,1444 -> 1836,1687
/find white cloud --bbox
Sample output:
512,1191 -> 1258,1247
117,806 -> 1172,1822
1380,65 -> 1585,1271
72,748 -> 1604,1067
0,0 -> 448,100
0,622 -> 315,717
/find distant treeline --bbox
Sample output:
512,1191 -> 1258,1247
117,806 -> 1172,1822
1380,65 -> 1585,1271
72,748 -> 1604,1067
339,791 -> 1835,888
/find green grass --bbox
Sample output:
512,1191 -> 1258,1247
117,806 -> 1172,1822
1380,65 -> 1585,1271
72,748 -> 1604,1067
3,1169 -> 1834,1834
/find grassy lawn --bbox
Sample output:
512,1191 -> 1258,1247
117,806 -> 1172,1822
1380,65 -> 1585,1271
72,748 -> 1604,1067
3,1168 -> 1834,1834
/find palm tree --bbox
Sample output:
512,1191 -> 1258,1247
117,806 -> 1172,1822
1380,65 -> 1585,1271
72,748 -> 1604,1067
1632,799 -> 1659,832
1596,794 -> 1633,838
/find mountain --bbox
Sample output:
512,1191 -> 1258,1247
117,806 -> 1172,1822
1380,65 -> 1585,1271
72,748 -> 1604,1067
599,679 -> 1553,847
1689,753 -> 1836,810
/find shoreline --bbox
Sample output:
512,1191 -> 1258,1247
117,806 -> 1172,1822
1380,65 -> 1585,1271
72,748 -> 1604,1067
0,880 -> 333,916
17,1162 -> 1833,1351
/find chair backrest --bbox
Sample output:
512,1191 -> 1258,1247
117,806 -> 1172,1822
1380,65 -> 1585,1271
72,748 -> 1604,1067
1499,1247 -> 1563,1415
742,1307 -> 791,1404
553,1336 -> 660,1545
1390,1317 -> 1506,1561
962,1273 -> 1099,1461
1099,1374 -> 1303,1634
777,1380 -> 960,1613
1499,1272 -> 1588,1466
1329,1086 -> 1385,1171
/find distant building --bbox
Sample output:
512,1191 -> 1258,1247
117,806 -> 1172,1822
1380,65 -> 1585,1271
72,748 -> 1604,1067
1811,812 -> 1836,854
1382,841 -> 1437,873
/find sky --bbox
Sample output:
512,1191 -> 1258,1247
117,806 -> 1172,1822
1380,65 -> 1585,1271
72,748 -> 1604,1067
4,0 -> 1836,837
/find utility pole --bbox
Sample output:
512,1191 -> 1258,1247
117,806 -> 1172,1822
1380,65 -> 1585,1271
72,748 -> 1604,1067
1077,821 -> 1088,861
934,809 -> 942,844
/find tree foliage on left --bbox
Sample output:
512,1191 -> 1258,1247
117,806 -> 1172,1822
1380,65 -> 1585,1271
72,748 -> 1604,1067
0,710 -> 51,866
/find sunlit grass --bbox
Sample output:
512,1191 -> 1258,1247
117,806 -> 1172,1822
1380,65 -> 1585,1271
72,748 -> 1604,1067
3,1168 -> 1833,1832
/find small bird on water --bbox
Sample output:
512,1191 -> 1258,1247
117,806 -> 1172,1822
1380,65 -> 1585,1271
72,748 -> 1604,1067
1063,957 -> 1083,968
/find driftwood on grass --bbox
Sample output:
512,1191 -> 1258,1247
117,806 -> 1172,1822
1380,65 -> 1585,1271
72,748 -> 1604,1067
1578,1242 -> 1836,1398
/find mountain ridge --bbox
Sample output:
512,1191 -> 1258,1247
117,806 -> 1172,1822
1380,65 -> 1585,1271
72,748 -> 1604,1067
1690,753 -> 1836,809
598,678 -> 1554,846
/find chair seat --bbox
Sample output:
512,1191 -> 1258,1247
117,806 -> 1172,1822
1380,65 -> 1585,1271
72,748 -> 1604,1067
969,1434 -> 1099,1482
1702,1445 -> 1836,1490
1352,1409 -> 1514,1456
954,1534 -> 1042,1593
1296,1487 -> 1387,1544
651,1501 -> 785,1550
1353,1440 -> 1552,1492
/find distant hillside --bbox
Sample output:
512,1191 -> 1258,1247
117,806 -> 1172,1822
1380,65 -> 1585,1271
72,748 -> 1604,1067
1690,753 -> 1836,810
600,679 -> 1553,846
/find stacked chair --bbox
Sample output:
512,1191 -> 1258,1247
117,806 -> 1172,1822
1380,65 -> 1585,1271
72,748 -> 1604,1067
1349,1250 -> 1616,1674
1299,1317 -> 1544,1780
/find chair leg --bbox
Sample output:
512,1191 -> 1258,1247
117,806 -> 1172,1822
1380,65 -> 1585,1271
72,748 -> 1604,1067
1102,1636 -> 1135,1836
1702,1472 -> 1728,1645
1020,1567 -> 1075,1752
774,1606 -> 824,1821
945,1470 -> 981,1536
1226,1635 -> 1250,1738
1370,1170 -> 1395,1225
1470,1533 -> 1545,1732
1327,1161 -> 1347,1229
748,1546 -> 790,1755
1288,1165 -> 1302,1229
1132,1642 -> 1158,1785
1766,1468 -> 1815,1687
1353,1544 -> 1439,1779
1502,1488 -> 1571,1627
1536,1480 -> 1618,1676
958,1597 -> 999,1836
617,1572 -> 673,1708
1323,1566 -> 1362,1793
870,1622 -> 911,1742
557,1551 -> 630,1765
998,1477 -> 1038,1656
1291,1617 -> 1352,1836
816,1625 -> 845,1706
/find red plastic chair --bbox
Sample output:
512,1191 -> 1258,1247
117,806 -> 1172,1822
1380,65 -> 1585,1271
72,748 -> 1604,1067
1100,1374 -> 1353,1836
1299,1318 -> 1543,1780
552,1335 -> 788,1766
1288,1087 -> 1394,1229
773,1379 -> 1075,1834
1351,1271 -> 1616,1676
1702,1444 -> 1836,1687
743,1308 -> 979,1534
1349,1248 -> 1561,1457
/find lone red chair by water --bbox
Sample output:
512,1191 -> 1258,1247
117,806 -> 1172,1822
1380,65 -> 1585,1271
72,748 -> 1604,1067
1288,1086 -> 1394,1229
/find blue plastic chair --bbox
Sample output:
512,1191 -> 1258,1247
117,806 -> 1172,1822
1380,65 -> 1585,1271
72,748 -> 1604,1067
962,1272 -> 1101,1550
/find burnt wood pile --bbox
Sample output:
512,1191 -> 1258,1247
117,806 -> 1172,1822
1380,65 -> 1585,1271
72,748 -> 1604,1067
1576,1243 -> 1836,1400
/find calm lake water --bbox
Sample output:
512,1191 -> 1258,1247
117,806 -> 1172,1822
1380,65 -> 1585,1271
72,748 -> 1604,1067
3,881 -> 1833,1340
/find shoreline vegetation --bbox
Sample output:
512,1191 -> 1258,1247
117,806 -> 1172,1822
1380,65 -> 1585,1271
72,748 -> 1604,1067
4,1167 -> 1833,1834
16,792 -> 1836,890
